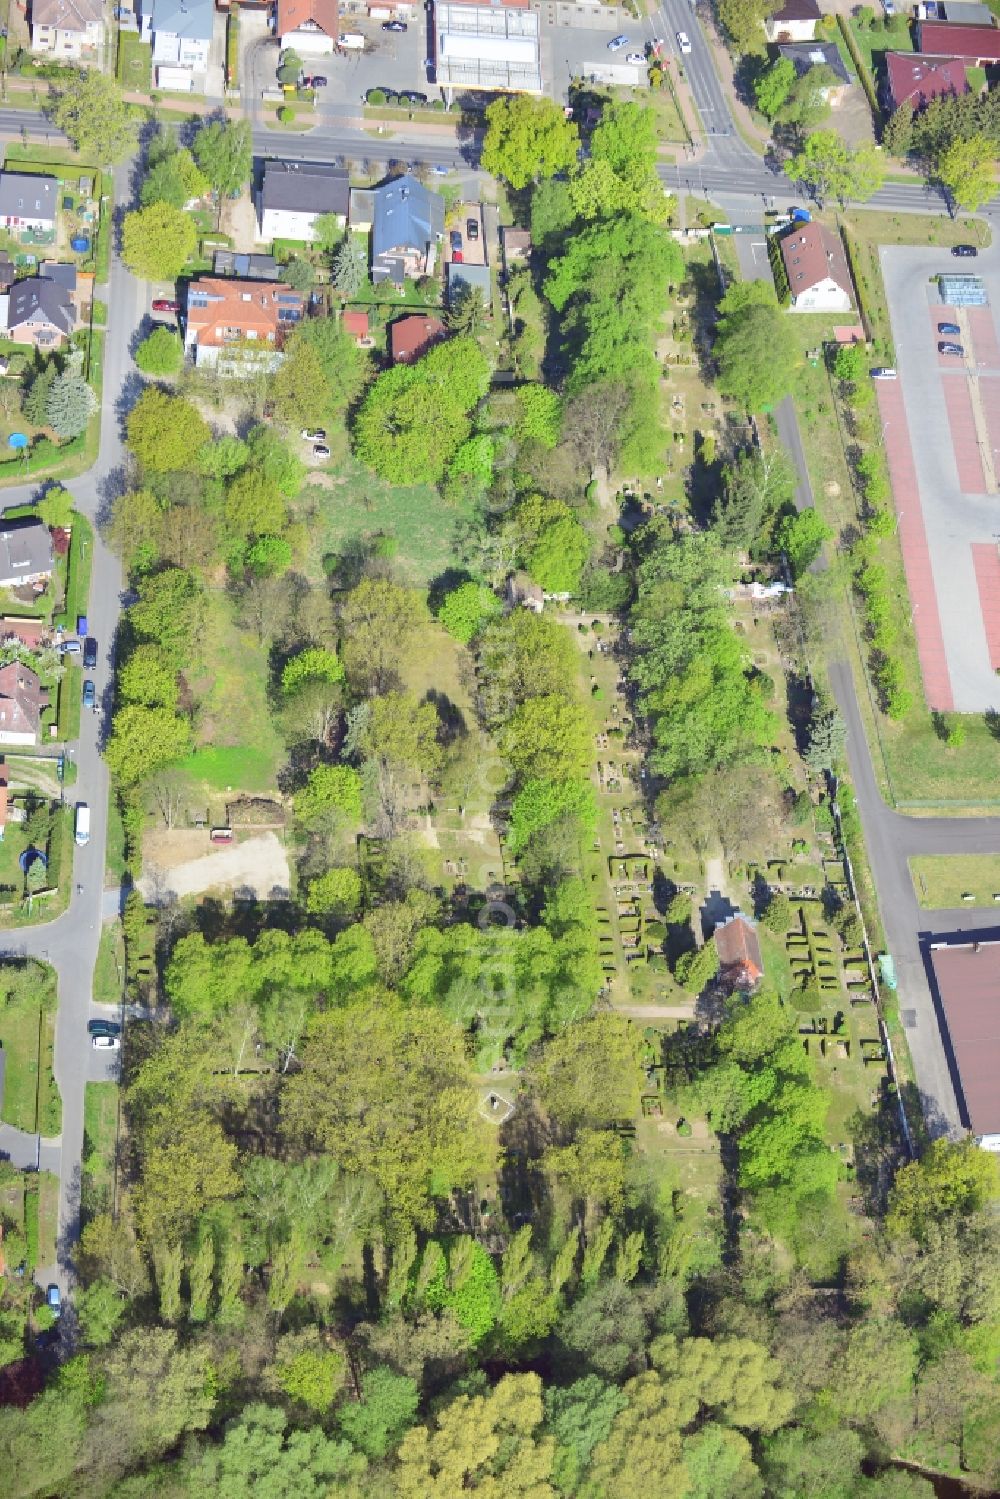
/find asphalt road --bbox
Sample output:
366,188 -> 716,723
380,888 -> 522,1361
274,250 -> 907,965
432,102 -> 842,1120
0,159 -> 136,1292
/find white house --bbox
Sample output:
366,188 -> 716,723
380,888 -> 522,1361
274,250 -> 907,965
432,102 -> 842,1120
142,0 -> 214,77
764,0 -> 821,43
779,221 -> 855,314
258,160 -> 350,243
277,0 -> 338,54
30,0 -> 103,58
0,172 -> 56,234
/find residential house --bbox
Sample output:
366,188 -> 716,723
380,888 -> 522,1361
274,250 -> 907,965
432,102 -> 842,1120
916,20 -> 1000,62
0,172 -> 57,234
885,50 -> 968,111
779,220 -> 854,313
764,0 -> 821,43
506,571 -> 543,613
370,174 -> 444,285
776,41 -> 853,103
390,313 -> 446,364
0,254 -> 15,293
258,160 -> 350,244
928,0 -> 994,22
3,274 -> 75,349
342,309 -> 372,346
142,0 -> 215,81
277,0 -> 338,53
500,226 -> 531,276
713,914 -> 764,992
0,663 -> 49,746
0,523 -> 54,590
183,277 -> 305,370
30,0 -> 103,57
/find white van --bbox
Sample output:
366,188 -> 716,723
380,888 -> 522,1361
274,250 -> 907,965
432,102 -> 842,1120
338,32 -> 366,48
75,803 -> 91,846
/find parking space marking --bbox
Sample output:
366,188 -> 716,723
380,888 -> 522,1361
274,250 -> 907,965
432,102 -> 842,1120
971,544 -> 1000,671
877,382 -> 955,711
941,377 -> 987,494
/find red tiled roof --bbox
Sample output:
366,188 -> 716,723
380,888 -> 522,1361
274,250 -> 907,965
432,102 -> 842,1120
390,314 -> 446,364
918,22 -> 1000,61
0,662 -> 47,738
185,278 -> 304,351
780,220 -> 853,302
930,941 -> 1000,1137
0,616 -> 48,647
886,50 -> 968,110
277,0 -> 338,37
343,310 -> 369,338
714,915 -> 764,982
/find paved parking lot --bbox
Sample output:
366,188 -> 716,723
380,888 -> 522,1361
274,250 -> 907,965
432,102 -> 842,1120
881,241 -> 1000,712
316,20 -> 430,113
535,3 -> 635,98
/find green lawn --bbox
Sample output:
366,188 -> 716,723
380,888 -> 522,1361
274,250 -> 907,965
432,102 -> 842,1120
178,589 -> 284,795
846,16 -> 912,87
116,31 -> 152,92
93,924 -> 123,1006
317,460 -> 477,586
82,1081 -> 118,1221
908,854 -> 1000,909
0,996 -> 60,1134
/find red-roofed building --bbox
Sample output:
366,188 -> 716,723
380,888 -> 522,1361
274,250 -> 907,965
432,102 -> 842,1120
917,21 -> 1000,63
343,309 -> 370,346
714,915 -> 764,992
390,313 -> 447,364
278,0 -> 338,52
0,617 -> 49,648
885,50 -> 968,111
184,277 -> 305,371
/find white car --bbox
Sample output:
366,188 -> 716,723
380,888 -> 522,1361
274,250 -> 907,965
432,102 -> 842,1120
313,444 -> 331,460
92,1034 -> 120,1050
677,30 -> 692,53
625,51 -> 645,64
608,33 -> 629,50
300,428 -> 326,442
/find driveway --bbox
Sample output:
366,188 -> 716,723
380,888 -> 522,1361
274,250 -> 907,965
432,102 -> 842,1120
880,239 -> 1000,711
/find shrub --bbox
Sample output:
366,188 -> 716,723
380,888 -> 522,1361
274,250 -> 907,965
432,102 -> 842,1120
278,106 -> 294,123
367,88 -> 386,105
762,891 -> 793,934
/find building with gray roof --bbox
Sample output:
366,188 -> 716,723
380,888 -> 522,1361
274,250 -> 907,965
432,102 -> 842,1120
0,172 -> 56,232
371,174 -> 444,286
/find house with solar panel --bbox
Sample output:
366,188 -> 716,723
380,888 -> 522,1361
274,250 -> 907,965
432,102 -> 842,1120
183,277 -> 305,372
355,173 -> 444,287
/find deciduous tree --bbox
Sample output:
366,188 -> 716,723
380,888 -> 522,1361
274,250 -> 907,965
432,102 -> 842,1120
482,95 -> 579,189
122,202 -> 198,282
47,69 -> 136,161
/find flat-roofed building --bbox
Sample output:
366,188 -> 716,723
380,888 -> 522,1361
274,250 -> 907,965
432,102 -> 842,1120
435,1 -> 542,94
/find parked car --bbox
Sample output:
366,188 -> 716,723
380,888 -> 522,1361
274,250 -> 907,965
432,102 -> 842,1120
608,33 -> 629,50
82,679 -> 96,710
46,1285 -> 61,1316
466,217 -> 479,240
382,18 -> 407,29
151,298 -> 180,313
309,75 -> 327,87
431,165 -> 450,175
625,51 -> 645,64
452,248 -> 463,263
676,30 -> 692,53
938,321 -> 960,336
870,368 -> 897,380
400,90 -> 427,104
952,243 -> 977,257
83,636 -> 98,669
58,640 -> 81,655
939,341 -> 964,356
450,229 -> 463,253
88,1019 -> 121,1038
883,0 -> 895,13
313,443 -> 331,459
92,1034 -> 120,1050
300,428 -> 326,441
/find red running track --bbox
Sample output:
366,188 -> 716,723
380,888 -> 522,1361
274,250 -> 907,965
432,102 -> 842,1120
877,383 -> 954,710
972,544 -> 1000,672
941,377 -> 987,494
